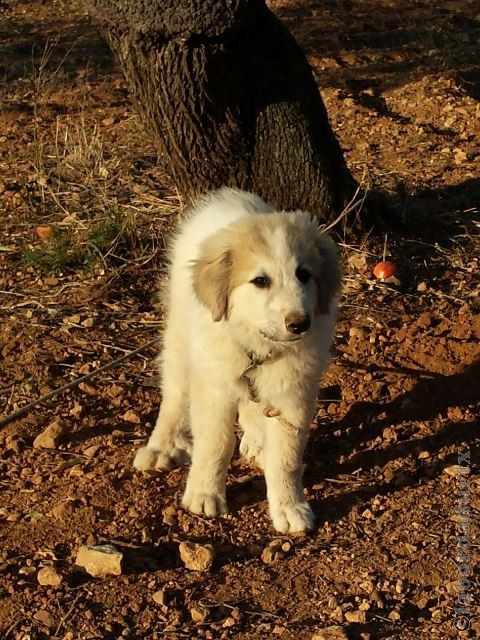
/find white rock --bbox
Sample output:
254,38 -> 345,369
75,544 -> 123,577
37,565 -> 63,586
345,610 -> 366,623
190,606 -> 209,623
33,419 -> 66,449
179,541 -> 214,571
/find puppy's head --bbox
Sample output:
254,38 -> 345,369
192,212 -> 341,344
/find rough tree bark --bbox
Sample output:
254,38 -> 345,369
90,0 -> 359,224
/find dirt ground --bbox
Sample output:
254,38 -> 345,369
0,1 -> 479,639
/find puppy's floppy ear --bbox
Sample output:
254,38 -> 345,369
314,233 -> 342,315
192,243 -> 233,322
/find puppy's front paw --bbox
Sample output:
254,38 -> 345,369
133,446 -> 172,471
133,437 -> 191,471
182,488 -> 228,518
269,500 -> 314,533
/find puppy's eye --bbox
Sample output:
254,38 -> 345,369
251,276 -> 270,288
296,267 -> 311,284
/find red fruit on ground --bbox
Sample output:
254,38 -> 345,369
373,260 -> 397,279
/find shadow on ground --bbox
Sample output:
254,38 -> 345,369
273,0 -> 480,98
307,357 -> 480,522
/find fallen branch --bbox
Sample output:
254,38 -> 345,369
335,355 -> 441,379
0,337 -> 160,430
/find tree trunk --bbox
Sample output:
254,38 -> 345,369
90,0 -> 358,224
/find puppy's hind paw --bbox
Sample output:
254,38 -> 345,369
239,434 -> 264,469
182,489 -> 228,518
269,500 -> 315,534
133,446 -> 173,471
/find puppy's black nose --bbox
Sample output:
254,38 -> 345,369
285,313 -> 311,335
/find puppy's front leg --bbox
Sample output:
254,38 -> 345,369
182,371 -> 236,518
263,418 -> 314,534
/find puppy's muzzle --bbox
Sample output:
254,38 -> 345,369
285,313 -> 311,335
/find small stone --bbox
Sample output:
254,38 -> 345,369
78,382 -> 96,396
388,610 -> 401,621
443,465 -> 468,477
446,580 -> 460,595
83,445 -> 100,459
431,609 -> 442,621
127,507 -> 140,519
349,326 -> 365,340
453,148 -> 468,165
75,544 -> 123,577
261,545 -> 283,564
331,606 -> 344,623
345,610 -> 366,623
122,410 -> 141,424
6,511 -> 20,522
179,541 -> 214,571
312,626 -> 349,640
418,450 -> 431,460
190,606 -> 209,623
34,609 -> 54,627
37,565 -> 63,586
383,468 -> 395,483
416,312 -> 432,328
107,384 -> 125,398
416,282 -> 428,293
33,419 -> 66,449
222,616 -> 236,628
153,590 -> 167,605
5,435 -> 23,454
70,403 -> 83,418
416,595 -> 429,609
51,499 -> 76,521
162,506 -> 178,526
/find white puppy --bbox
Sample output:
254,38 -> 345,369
134,188 -> 340,533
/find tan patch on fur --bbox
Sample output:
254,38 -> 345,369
192,218 -> 272,321
284,214 -> 341,314
192,212 -> 341,320
192,246 -> 233,321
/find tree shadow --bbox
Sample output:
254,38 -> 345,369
0,10 -> 114,87
272,0 -> 480,99
306,357 -> 480,522
361,176 -> 480,240
390,177 -> 480,232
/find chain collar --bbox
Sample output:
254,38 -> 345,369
239,350 -> 300,434
240,350 -> 278,403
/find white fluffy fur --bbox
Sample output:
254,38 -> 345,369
134,188 -> 340,533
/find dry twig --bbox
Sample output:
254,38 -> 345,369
0,337 -> 160,429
